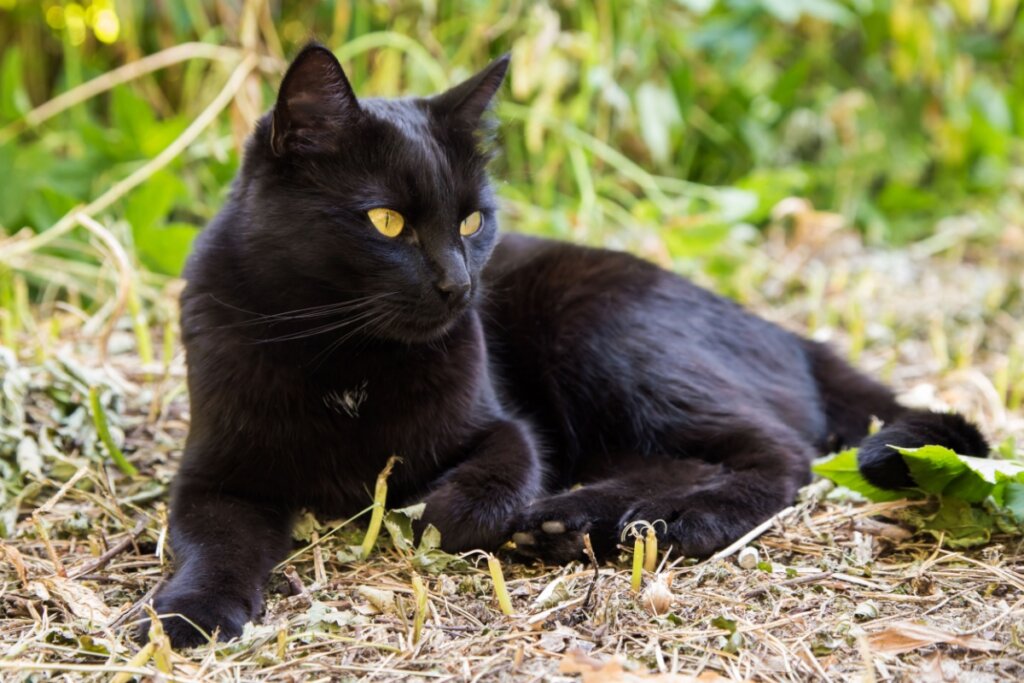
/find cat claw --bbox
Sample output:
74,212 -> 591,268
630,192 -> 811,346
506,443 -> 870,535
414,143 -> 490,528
510,501 -> 600,562
512,531 -> 536,546
541,520 -> 566,534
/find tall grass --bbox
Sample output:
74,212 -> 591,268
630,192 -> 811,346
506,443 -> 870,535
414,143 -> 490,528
0,0 -> 1022,354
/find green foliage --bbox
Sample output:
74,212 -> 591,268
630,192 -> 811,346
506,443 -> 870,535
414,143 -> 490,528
811,449 -> 906,502
382,503 -> 468,573
0,0 -> 1022,300
813,445 -> 1024,548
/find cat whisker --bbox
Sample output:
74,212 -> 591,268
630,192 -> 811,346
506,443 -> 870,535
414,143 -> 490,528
209,292 -> 397,329
250,305 -> 388,344
309,309 -> 400,370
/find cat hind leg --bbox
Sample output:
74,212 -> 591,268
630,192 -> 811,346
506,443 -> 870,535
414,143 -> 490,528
511,424 -> 815,563
511,458 -> 728,562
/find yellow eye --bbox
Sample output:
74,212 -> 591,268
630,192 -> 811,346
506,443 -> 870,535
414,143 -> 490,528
460,211 -> 483,236
367,208 -> 404,237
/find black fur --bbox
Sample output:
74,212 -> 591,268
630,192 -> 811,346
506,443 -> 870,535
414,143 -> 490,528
142,43 -> 988,647
857,411 -> 989,488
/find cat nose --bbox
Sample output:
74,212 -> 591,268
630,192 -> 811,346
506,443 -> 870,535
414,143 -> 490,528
436,278 -> 471,306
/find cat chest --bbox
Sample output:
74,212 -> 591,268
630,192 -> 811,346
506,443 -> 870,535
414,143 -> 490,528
320,380 -> 369,418
313,379 -> 468,454
303,381 -> 470,512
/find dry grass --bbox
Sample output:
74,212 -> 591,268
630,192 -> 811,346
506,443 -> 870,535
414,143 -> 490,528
2,221 -> 1023,682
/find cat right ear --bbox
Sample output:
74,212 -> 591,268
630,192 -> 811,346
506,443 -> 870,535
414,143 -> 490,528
430,54 -> 510,131
271,43 -> 360,156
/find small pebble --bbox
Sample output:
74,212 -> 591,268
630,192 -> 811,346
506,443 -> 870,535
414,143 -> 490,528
737,546 -> 759,570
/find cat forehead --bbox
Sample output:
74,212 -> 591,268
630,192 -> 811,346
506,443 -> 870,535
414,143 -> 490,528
363,99 -> 432,137
362,99 -> 445,158
359,98 -> 474,198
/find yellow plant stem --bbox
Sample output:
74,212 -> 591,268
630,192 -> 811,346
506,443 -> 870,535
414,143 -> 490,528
488,554 -> 514,616
359,455 -> 399,557
411,573 -> 428,645
631,535 -> 644,593
110,642 -> 155,683
644,526 -> 658,573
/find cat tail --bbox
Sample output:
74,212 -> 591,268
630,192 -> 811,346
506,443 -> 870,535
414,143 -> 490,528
802,339 -> 989,490
856,410 -> 989,489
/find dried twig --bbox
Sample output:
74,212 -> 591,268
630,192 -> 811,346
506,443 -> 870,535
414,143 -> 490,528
69,518 -> 147,579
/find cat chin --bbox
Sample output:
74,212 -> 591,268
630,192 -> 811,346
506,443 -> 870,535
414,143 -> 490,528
383,312 -> 470,345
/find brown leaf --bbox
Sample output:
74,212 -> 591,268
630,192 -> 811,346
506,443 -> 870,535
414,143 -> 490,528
1,542 -> 29,587
866,622 -> 1002,655
559,650 -> 744,682
853,518 -> 914,542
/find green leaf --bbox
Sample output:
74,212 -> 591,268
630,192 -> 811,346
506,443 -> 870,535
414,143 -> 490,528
335,545 -> 363,564
711,615 -> 737,634
897,445 -> 971,496
135,222 -> 199,276
291,511 -> 321,542
382,502 -> 424,553
812,449 -> 908,502
0,46 -> 30,120
908,498 -> 994,549
662,222 -> 733,259
1002,482 -> 1024,523
418,523 -> 442,551
897,446 -> 1024,503
957,455 -> 1024,484
411,523 -> 468,574
125,171 -> 181,235
305,601 -> 365,628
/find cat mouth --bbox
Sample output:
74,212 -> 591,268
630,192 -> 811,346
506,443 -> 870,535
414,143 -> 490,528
388,304 -> 472,343
394,313 -> 465,343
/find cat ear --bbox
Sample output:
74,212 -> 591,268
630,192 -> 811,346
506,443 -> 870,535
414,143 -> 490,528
271,43 -> 360,155
430,54 -> 510,129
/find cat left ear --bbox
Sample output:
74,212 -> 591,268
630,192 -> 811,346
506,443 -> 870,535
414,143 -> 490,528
271,43 -> 360,156
430,54 -> 510,130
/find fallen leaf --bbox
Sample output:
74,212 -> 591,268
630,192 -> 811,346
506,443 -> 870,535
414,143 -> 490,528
866,621 -> 1002,655
1,542 -> 29,586
853,518 -> 913,542
559,649 -> 744,682
355,586 -> 397,614
30,577 -> 113,624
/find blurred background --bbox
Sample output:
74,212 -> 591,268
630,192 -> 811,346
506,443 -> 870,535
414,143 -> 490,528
0,1 -> 1022,405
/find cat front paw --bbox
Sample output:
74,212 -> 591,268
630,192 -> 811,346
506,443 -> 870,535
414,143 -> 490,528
418,481 -> 523,552
136,583 -> 253,648
510,489 -> 622,563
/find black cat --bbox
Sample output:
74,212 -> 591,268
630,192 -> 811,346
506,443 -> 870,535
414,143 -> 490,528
143,44 -> 988,647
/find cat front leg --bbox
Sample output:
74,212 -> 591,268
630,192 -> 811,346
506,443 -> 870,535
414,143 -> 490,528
138,483 -> 294,648
418,419 -> 543,552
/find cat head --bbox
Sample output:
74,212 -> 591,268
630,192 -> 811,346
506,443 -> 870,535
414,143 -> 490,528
233,43 -> 509,344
